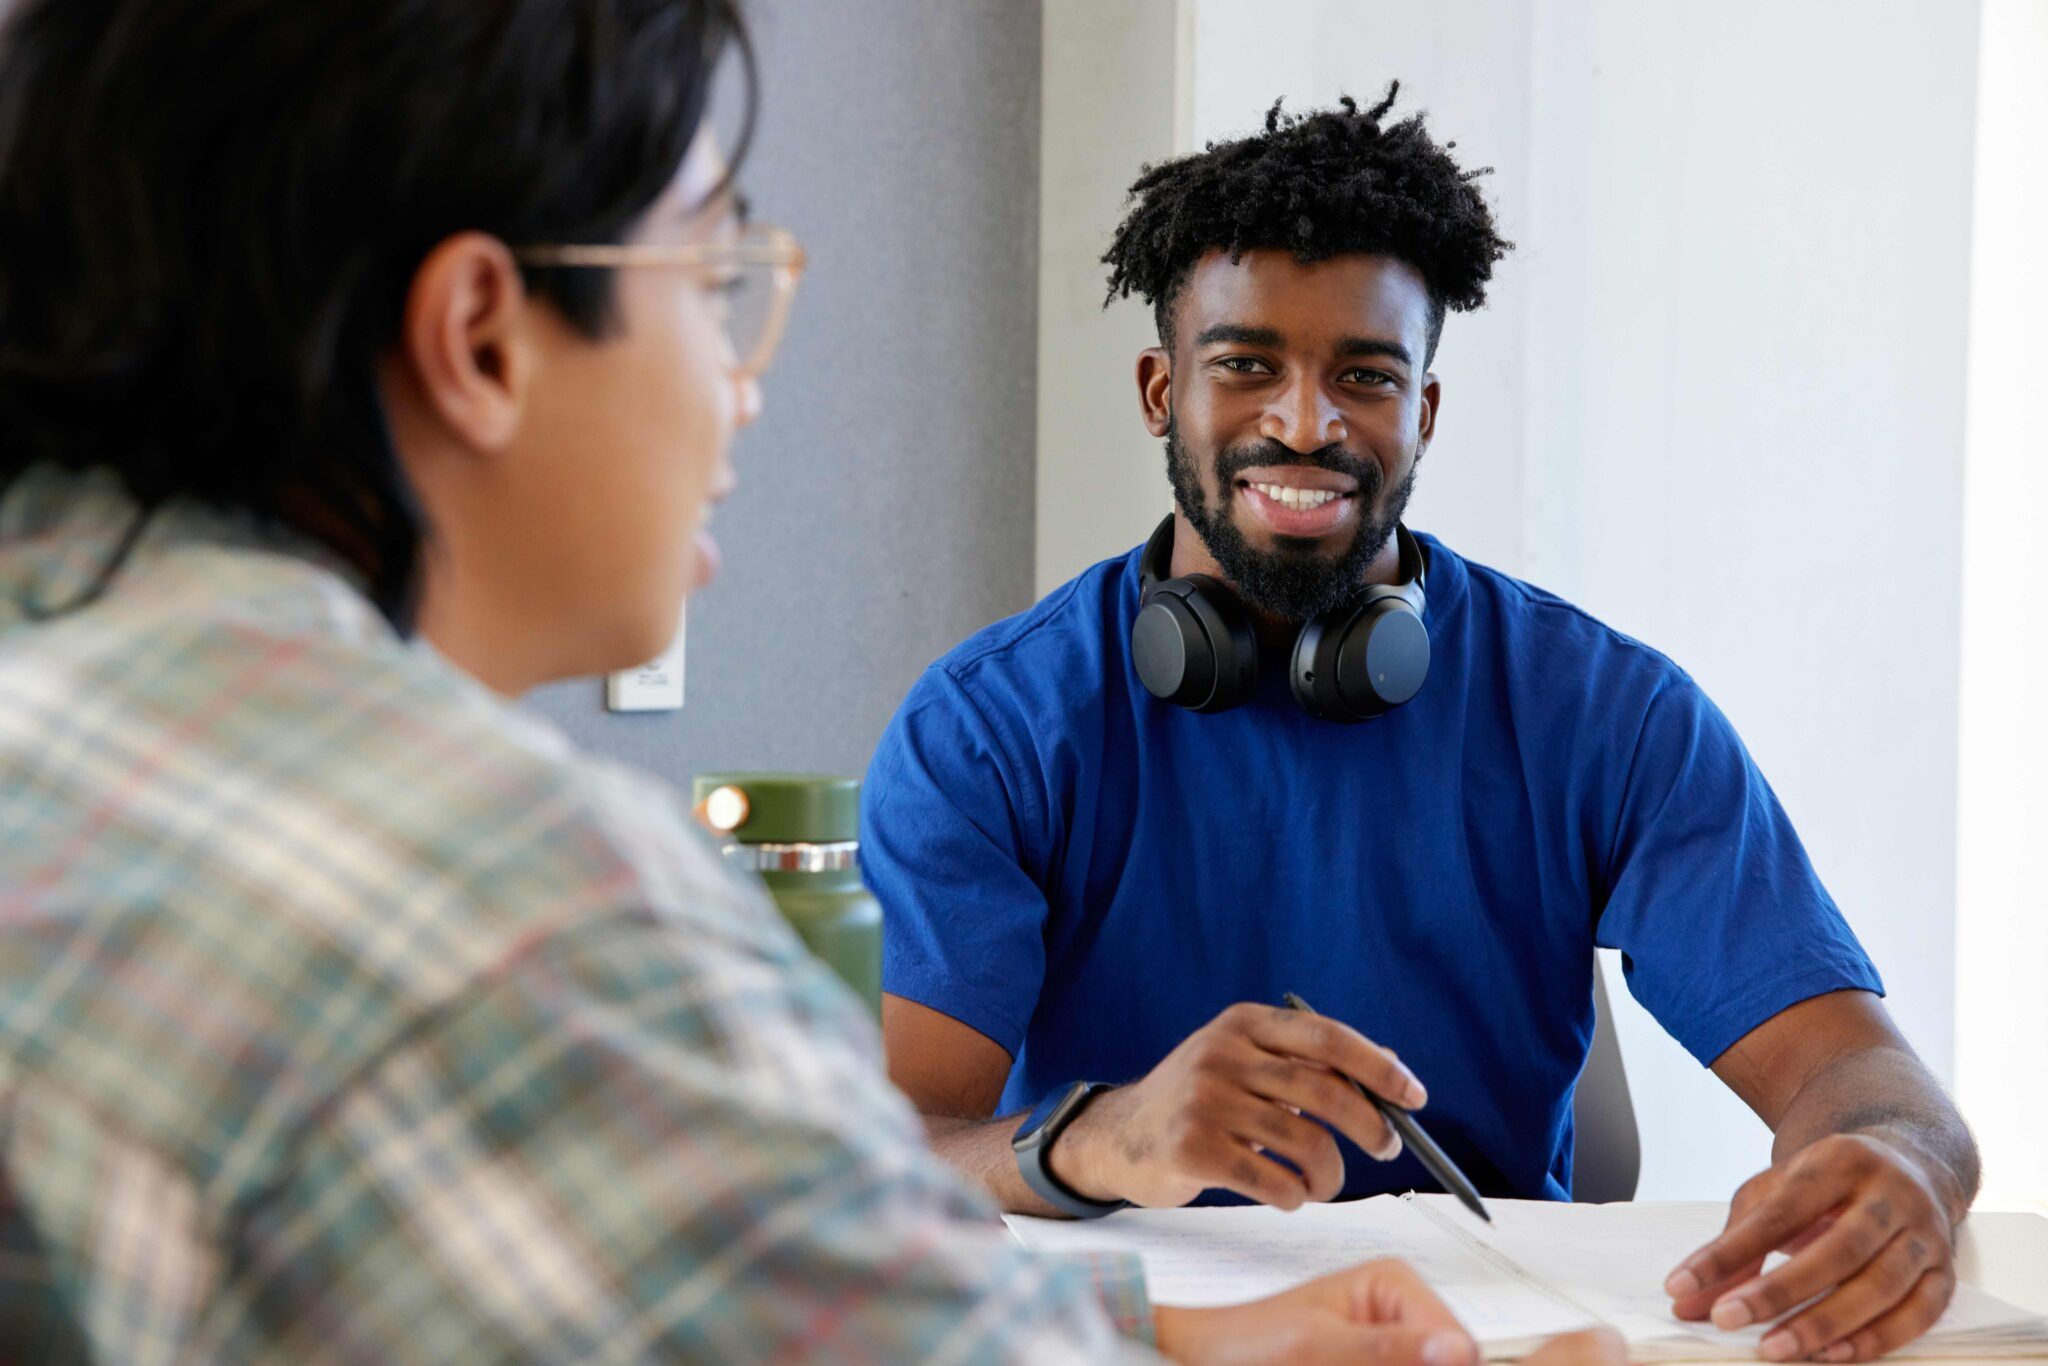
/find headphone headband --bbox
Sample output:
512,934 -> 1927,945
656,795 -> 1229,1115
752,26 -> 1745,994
1132,514 -> 1431,722
1138,513 -> 1177,594
1139,515 -> 1426,609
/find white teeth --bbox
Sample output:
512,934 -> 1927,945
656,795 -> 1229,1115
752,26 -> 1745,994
1250,482 -> 1340,510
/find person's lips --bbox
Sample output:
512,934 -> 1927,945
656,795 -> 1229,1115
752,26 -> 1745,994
1233,467 -> 1359,538
693,527 -> 723,588
693,470 -> 737,589
1231,465 -> 1358,495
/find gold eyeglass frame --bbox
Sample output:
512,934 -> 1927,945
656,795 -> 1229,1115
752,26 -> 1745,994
514,223 -> 807,380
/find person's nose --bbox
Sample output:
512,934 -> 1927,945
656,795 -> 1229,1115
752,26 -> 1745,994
1258,371 -> 1346,453
733,372 -> 763,429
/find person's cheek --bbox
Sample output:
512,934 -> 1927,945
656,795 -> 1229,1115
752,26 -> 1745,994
679,346 -> 733,486
674,296 -> 734,447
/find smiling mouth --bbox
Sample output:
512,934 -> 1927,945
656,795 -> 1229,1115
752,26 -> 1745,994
1238,479 -> 1352,511
1232,472 -> 1360,537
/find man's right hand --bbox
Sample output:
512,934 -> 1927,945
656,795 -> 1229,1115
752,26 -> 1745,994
1050,1002 -> 1426,1209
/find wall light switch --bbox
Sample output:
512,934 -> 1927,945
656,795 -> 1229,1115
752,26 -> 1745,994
606,606 -> 685,712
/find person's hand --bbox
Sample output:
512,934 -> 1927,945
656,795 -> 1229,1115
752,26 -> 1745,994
1153,1257 -> 1474,1365
1153,1258 -> 1628,1366
1664,1131 -> 1964,1362
1049,1002 -> 1424,1209
1523,1328 -> 1630,1366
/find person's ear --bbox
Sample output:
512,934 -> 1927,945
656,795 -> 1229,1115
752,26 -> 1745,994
1416,372 -> 1442,455
397,231 -> 538,453
1137,346 -> 1173,437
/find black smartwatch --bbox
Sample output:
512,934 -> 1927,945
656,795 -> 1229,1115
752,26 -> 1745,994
1011,1081 -> 1130,1219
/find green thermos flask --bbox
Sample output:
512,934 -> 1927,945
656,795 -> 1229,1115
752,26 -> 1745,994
690,772 -> 881,1018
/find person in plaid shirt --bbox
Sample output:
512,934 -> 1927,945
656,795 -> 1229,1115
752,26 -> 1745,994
0,0 -> 1626,1361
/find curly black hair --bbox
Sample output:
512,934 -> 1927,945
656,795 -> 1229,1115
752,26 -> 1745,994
1102,83 -> 1512,363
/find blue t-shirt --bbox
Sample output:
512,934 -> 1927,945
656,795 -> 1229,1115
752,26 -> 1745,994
862,533 -> 1882,1202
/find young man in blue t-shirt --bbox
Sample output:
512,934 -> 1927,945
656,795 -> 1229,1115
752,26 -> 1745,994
863,89 -> 1980,1364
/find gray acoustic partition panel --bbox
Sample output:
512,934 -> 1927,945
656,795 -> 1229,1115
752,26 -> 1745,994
525,0 -> 1043,787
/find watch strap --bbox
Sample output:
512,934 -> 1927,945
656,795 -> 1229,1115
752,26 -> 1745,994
1012,1081 -> 1131,1219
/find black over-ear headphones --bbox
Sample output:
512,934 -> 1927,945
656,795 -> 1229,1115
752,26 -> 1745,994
1131,515 -> 1430,722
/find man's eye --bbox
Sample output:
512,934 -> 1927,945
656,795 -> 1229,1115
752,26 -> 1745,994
1342,368 -> 1394,385
1217,356 -> 1269,374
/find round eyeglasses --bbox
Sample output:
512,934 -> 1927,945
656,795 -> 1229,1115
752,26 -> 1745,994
515,222 -> 806,380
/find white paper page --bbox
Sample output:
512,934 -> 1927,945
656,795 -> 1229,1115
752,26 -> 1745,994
1006,1197 -> 1599,1343
1407,1196 -> 2048,1359
1010,1196 -> 2048,1360
1406,1197 -> 1731,1348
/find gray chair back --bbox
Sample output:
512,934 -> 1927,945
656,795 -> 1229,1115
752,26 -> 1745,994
1571,964 -> 1641,1203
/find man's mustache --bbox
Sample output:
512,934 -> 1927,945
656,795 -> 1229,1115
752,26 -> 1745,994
1214,440 -> 1382,496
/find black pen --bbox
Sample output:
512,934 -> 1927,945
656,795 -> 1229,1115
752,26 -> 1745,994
1283,991 -> 1492,1224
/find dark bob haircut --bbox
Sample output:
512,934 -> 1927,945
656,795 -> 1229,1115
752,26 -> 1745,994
0,0 -> 754,627
1103,83 -> 1512,365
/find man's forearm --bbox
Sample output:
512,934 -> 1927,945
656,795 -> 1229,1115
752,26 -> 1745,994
1681,996 -> 1983,1359
924,1111 -> 1076,1216
1771,1042 -> 1980,1222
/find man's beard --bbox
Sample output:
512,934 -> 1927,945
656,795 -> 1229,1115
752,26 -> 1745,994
1164,421 -> 1418,622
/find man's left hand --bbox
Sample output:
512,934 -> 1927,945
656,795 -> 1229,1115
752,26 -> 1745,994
1664,1131 -> 1963,1362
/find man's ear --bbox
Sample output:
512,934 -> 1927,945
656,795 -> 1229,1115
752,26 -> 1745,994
397,231 -> 538,454
1137,346 -> 1172,437
1417,372 -> 1442,456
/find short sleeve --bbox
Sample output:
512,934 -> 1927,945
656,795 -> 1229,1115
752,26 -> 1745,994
1596,677 -> 1884,1066
863,667 -> 1052,1057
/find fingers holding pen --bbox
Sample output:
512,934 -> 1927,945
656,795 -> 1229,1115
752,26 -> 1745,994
1055,1001 -> 1430,1210
1253,1001 -> 1429,1109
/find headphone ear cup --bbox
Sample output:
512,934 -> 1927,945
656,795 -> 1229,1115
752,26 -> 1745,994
1289,610 -> 1349,721
1133,592 -> 1212,707
1134,576 -> 1258,712
1290,596 -> 1431,723
1341,599 -> 1430,716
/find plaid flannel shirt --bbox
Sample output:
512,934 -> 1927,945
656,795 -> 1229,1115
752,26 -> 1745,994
0,466 -> 1156,1363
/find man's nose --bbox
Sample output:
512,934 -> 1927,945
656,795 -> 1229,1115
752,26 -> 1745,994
1258,373 -> 1346,453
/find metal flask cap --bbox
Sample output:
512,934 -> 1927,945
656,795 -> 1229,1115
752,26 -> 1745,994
690,773 -> 862,871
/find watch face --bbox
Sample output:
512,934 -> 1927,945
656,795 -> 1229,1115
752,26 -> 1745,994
1012,1082 -> 1129,1217
1016,1082 -> 1084,1147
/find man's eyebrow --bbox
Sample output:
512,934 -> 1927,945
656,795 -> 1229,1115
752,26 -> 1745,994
1337,337 -> 1413,366
1193,323 -> 1284,348
1192,325 -> 1415,368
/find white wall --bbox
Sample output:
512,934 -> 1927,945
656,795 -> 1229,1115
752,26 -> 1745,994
1956,0 -> 2048,1216
1042,0 -> 1984,1201
1185,1 -> 1536,571
1518,0 -> 1980,1202
1036,0 -> 1188,597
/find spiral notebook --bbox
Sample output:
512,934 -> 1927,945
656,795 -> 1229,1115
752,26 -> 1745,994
1005,1194 -> 2048,1360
